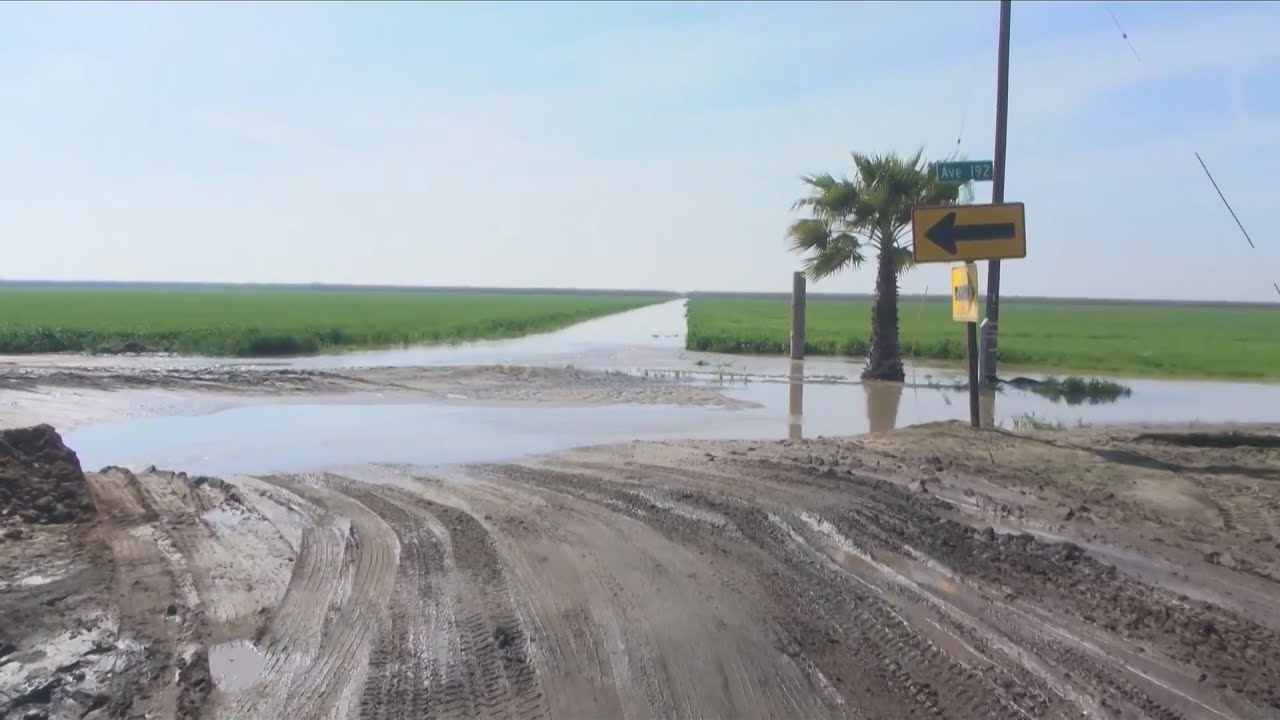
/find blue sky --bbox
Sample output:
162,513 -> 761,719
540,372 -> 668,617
1,1 -> 1278,301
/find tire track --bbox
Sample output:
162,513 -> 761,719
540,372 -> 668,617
342,486 -> 447,720
217,483 -> 353,720
829,494 -> 1280,715
86,469 -> 206,719
430,498 -> 548,720
102,524 -> 182,719
275,479 -> 399,720
482,464 -> 866,718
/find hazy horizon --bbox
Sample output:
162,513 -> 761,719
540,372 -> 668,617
2,1 -> 1278,302
4,277 -> 1277,306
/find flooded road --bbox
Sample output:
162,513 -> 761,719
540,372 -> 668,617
29,299 -> 1276,475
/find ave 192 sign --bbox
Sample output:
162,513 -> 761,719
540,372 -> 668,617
935,160 -> 994,183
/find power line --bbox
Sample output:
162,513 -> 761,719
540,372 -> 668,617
953,36 -> 984,154
1195,151 -> 1278,299
1103,4 -> 1142,63
1100,4 -> 1276,300
1195,151 -> 1255,250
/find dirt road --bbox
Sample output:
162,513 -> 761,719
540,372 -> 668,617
4,422 -> 1280,719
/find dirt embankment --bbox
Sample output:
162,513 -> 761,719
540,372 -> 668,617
1,425 -> 96,525
4,422 -> 1280,719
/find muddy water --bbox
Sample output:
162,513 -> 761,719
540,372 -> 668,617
57,299 -> 1280,475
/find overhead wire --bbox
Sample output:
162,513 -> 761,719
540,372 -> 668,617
1102,4 -> 1278,300
952,42 -> 983,158
1103,3 -> 1142,63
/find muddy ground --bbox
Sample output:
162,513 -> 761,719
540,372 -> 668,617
3,414 -> 1279,719
0,364 -> 750,431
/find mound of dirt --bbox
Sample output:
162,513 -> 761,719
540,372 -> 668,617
0,424 -> 95,524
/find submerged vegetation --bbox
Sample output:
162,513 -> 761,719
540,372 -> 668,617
1006,375 -> 1132,405
914,373 -> 1132,405
1010,412 -> 1066,432
0,288 -> 659,357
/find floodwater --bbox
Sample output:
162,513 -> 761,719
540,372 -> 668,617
61,300 -> 1280,476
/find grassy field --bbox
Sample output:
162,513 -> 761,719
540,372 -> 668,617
686,297 -> 1280,379
0,287 -> 660,356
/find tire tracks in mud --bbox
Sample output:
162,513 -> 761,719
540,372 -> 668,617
85,468 -> 213,719
213,477 -> 395,720
67,432 -> 1279,719
474,463 -> 836,720
824,495 -> 1280,716
469,455 -> 1279,720
340,483 -> 548,720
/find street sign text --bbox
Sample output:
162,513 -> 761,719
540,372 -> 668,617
935,160 -> 994,184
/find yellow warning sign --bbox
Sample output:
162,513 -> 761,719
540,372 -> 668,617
951,263 -> 979,323
913,202 -> 1026,264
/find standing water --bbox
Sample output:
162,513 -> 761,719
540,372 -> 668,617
59,300 -> 1280,475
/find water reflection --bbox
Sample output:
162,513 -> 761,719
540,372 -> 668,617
788,360 -> 804,440
864,381 -> 904,434
980,386 -> 997,428
785,366 -> 905,439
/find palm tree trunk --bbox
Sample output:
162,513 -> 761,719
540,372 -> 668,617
862,242 -> 905,382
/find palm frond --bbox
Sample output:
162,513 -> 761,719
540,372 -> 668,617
790,149 -> 956,279
802,231 -> 865,280
787,218 -> 865,280
792,174 -> 861,220
890,245 -> 915,274
786,218 -> 833,253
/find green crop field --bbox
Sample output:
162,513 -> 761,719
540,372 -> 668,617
0,287 -> 660,357
685,297 -> 1280,379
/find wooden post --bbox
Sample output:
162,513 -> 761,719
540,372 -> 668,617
966,321 -> 980,428
790,272 -> 806,360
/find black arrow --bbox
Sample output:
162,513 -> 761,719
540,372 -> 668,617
924,212 -> 1016,254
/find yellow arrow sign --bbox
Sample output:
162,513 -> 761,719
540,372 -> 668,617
912,202 -> 1026,264
951,263 -> 979,323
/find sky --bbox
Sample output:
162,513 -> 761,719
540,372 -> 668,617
1,0 -> 1279,301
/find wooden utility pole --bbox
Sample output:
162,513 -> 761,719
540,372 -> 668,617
981,0 -> 1012,385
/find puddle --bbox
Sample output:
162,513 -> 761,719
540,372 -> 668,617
65,400 -> 777,475
208,640 -> 268,693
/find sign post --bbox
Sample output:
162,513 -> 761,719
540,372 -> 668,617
914,203 -> 1027,429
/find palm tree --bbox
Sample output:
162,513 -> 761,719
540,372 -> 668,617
787,150 -> 960,381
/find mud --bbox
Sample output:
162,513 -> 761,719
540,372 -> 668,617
0,424 -> 95,525
0,364 -> 750,432
3,421 -> 1279,718
0,364 -> 739,403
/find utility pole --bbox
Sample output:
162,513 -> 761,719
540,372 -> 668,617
981,0 -> 1012,385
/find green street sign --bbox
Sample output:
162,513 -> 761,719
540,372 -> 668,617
936,160 -> 995,184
